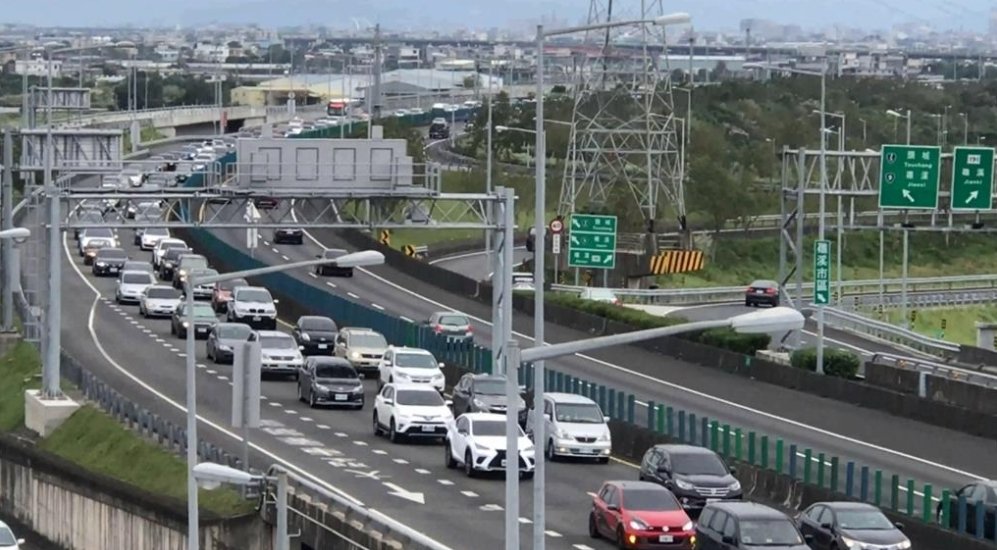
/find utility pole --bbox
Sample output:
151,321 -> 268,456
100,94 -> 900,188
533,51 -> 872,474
372,24 -> 383,120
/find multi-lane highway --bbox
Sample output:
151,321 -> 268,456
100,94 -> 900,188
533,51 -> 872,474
53,138 -> 997,549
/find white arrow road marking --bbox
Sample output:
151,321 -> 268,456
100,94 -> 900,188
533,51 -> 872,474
382,482 -> 425,504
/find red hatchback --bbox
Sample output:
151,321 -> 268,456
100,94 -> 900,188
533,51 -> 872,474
589,480 -> 696,549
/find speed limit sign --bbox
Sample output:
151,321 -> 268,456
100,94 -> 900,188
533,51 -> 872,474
549,218 -> 564,234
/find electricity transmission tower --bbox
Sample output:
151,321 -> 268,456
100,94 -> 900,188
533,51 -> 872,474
558,0 -> 686,246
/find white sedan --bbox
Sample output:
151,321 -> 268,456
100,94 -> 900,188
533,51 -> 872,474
372,383 -> 453,443
115,270 -> 156,304
138,285 -> 182,318
0,519 -> 24,549
444,412 -> 535,478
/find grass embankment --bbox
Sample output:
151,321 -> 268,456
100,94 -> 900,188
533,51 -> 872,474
884,306 -> 997,346
0,341 -> 252,516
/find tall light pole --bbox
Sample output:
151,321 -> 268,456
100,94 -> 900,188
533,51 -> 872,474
184,252 -> 384,550
858,118 -> 867,147
884,108 -> 911,312
959,112 -> 969,144
813,109 -> 845,306
886,109 -> 911,145
532,14 -> 691,550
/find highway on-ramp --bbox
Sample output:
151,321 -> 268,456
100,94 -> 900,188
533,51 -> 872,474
210,200 -> 996,502
430,247 -> 532,281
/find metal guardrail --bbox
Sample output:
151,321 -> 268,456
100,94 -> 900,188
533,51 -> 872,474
816,306 -> 961,358
870,353 -> 997,394
551,273 -> 997,305
847,289 -> 997,311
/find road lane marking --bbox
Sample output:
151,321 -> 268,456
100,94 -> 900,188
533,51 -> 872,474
335,432 -> 348,438
271,247 -> 280,254
353,440 -> 368,446
281,255 -> 290,261
518,517 -> 532,524
437,479 -> 454,486
207,369 -> 217,374
545,531 -> 562,538
392,458 -> 409,464
269,402 -> 283,407
308,272 -> 317,278
461,490 -> 478,498
401,316 -> 413,323
325,282 -> 337,288
317,424 -> 330,429
415,468 -> 430,474
371,303 -> 385,311
300,417 -> 313,422
347,292 -> 359,299
372,449 -> 388,455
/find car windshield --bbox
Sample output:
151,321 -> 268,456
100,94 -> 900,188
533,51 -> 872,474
301,318 -> 337,331
237,289 -> 272,302
473,379 -> 507,395
751,280 -> 777,288
836,510 -> 895,530
316,364 -> 356,379
739,520 -> 804,546
86,228 -> 114,238
323,249 -> 346,259
147,287 -> 179,299
394,352 -> 437,369
87,239 -> 111,248
671,452 -> 729,476
218,325 -> 252,339
261,335 -> 295,349
554,403 -> 604,423
0,527 -> 15,545
144,228 -> 169,236
396,389 -> 445,406
439,315 -> 469,326
122,273 -> 152,284
622,489 -> 681,511
191,304 -> 215,317
161,241 -> 186,251
219,278 -> 248,291
100,249 -> 127,259
474,420 -> 524,437
181,257 -> 208,269
350,333 -> 386,348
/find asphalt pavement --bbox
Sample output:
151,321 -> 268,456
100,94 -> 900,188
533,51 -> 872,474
429,247 -> 532,281
214,201 -> 997,497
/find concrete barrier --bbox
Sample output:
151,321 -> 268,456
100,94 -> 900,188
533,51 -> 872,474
0,434 -> 267,550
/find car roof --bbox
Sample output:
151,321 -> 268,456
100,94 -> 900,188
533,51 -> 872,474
650,444 -> 720,456
298,315 -> 334,323
469,374 -> 505,383
120,269 -> 153,277
307,356 -> 353,367
461,412 -> 507,421
214,322 -> 251,330
341,327 -> 381,335
817,502 -> 882,512
389,346 -> 433,355
147,284 -> 176,291
257,330 -> 289,338
708,501 -> 788,519
545,392 -> 598,404
97,247 -> 126,254
390,382 -> 440,391
603,480 -> 668,492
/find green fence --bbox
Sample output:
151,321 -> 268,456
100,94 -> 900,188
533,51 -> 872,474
177,137 -> 996,546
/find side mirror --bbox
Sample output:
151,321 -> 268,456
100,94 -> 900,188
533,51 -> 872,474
606,504 -> 619,512
438,362 -> 445,368
543,413 -> 551,421
722,535 -> 736,545
894,522 -> 905,532
358,373 -> 365,379
315,254 -> 322,258
272,299 -> 280,304
729,467 -> 737,475
298,345 -> 305,350
458,428 -> 468,435
820,522 -> 832,531
804,534 -> 815,544
445,399 -> 453,407
383,398 -> 394,405
603,416 -> 611,423
16,540 -> 25,546
518,385 -> 527,393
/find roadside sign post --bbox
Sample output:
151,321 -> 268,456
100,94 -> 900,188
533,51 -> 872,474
813,240 -> 831,375
878,145 -> 941,209
550,218 -> 563,283
950,146 -> 995,211
568,214 -> 617,274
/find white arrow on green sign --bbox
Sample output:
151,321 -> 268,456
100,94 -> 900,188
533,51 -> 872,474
813,239 -> 831,306
950,146 -> 995,211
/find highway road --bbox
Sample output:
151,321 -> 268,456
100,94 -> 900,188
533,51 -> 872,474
51,139 -> 994,548
430,247 -> 533,281
217,201 -> 997,500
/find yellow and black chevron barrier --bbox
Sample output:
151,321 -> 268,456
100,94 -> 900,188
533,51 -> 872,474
379,229 -> 391,246
648,249 -> 705,275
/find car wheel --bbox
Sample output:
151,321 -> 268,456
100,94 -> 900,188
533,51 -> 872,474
597,456 -> 609,464
616,527 -> 626,550
170,323 -> 175,336
588,512 -> 600,539
115,294 -> 122,304
464,450 -> 475,477
308,390 -> 317,409
207,346 -> 214,361
444,441 -> 457,469
745,300 -> 751,307
372,411 -> 382,436
522,472 -> 534,480
389,419 -> 400,443
546,439 -> 556,462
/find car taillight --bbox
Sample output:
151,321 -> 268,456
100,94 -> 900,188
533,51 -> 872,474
765,288 -> 777,295
433,325 -> 442,334
466,325 -> 473,333
746,287 -> 753,293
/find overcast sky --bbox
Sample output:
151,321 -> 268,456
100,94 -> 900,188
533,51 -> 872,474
4,0 -> 993,32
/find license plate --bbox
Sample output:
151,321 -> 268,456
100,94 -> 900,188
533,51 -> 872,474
334,394 -> 347,401
197,327 -> 207,333
252,316 -> 261,321
318,344 -> 328,349
110,267 -> 118,272
706,498 -> 721,503
658,535 -> 673,543
755,290 -> 764,294
420,425 -> 434,432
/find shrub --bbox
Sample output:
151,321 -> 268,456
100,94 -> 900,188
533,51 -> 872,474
694,328 -> 771,355
790,347 -> 860,378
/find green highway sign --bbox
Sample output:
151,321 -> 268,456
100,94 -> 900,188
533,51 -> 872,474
813,239 -> 831,306
878,144 -> 941,210
950,146 -> 995,211
568,214 -> 617,269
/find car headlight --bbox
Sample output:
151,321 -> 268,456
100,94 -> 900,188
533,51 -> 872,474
301,333 -> 311,341
96,261 -> 106,267
556,427 -> 571,439
432,373 -> 444,380
629,518 -> 650,530
179,270 -> 187,279
729,480 -> 741,492
394,372 -> 410,380
352,384 -> 364,393
315,384 -> 330,392
682,521 -> 693,531
598,431 -> 611,442
897,540 -> 911,549
840,537 -> 860,550
674,478 -> 694,490
218,344 -> 232,352
182,321 -> 189,327
473,398 -> 487,409
473,442 -> 491,452
350,351 -> 361,360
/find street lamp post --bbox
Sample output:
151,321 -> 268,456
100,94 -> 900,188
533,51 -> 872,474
886,109 -> 911,145
959,112 -> 969,144
883,108 -> 912,308
531,14 -> 691,550
813,110 -> 845,308
0,227 -> 29,332
184,251 -> 384,550
192,462 -> 290,550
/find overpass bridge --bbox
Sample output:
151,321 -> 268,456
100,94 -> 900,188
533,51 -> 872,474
66,104 -> 319,137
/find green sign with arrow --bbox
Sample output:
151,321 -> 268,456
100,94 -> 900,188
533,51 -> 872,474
568,214 -> 617,269
813,239 -> 831,306
950,146 -> 994,211
878,144 -> 941,210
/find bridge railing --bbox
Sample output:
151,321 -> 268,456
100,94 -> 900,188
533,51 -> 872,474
869,353 -> 997,394
815,306 -> 961,359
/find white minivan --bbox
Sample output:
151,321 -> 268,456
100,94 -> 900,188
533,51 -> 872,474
527,392 -> 612,463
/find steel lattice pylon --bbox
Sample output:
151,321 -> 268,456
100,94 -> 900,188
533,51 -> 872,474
559,0 -> 685,238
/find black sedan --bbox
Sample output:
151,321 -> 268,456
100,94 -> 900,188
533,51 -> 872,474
797,502 -> 910,549
297,357 -> 364,409
292,315 -> 338,356
745,279 -> 781,307
315,249 -> 353,277
170,302 -> 218,339
274,228 -> 304,245
92,248 -> 128,277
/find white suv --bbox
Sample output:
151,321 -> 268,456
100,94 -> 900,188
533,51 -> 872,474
526,392 -> 611,463
444,412 -> 535,478
256,330 -> 304,377
227,286 -> 278,329
152,238 -> 187,269
372,383 -> 453,442
377,347 -> 445,392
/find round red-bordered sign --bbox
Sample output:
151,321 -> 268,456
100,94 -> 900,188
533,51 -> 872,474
549,219 -> 564,233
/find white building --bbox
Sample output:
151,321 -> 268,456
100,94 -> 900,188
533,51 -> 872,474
155,45 -> 180,63
193,42 -> 230,63
14,59 -> 63,77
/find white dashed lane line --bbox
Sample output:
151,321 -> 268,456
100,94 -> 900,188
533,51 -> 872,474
437,479 -> 454,486
300,417 -> 313,422
271,247 -> 280,254
353,440 -> 367,446
317,424 -> 330,429
392,458 -> 409,464
281,255 -> 290,261
415,468 -> 430,474
460,490 -> 478,498
207,369 -> 217,374
347,292 -> 359,299
371,303 -> 385,311
325,282 -> 337,288
308,272 -> 317,278
269,402 -> 283,408
372,449 -> 388,455
400,316 -> 413,323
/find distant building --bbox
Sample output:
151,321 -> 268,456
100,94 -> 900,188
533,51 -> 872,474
14,58 -> 62,77
154,45 -> 180,63
193,42 -> 229,63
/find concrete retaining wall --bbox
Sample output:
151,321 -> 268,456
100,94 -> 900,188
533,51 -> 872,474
0,434 -> 268,550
